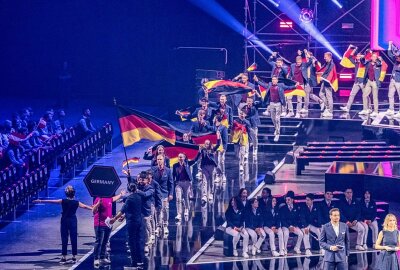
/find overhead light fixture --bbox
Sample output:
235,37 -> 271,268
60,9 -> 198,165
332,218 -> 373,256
332,0 -> 343,9
299,8 -> 314,23
280,21 -> 293,28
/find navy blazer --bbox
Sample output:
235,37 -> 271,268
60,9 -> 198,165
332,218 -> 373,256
278,204 -> 301,228
150,179 -> 162,209
215,125 -> 228,151
209,102 -> 233,127
257,81 -> 296,106
190,120 -> 213,133
172,160 -> 195,182
319,200 -> 338,225
268,56 -> 289,79
388,47 -> 400,82
360,58 -> 382,87
320,222 -> 350,262
242,103 -> 261,128
348,57 -> 366,84
360,200 -> 377,221
193,141 -> 220,168
191,107 -> 214,122
225,208 -> 245,229
151,166 -> 174,198
263,206 -> 281,228
244,207 -> 264,229
339,198 -> 362,223
136,184 -> 155,217
300,203 -> 323,228
289,59 -> 313,84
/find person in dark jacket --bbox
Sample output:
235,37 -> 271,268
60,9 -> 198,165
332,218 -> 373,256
151,155 -> 173,235
360,51 -> 382,117
147,145 -> 171,168
147,170 -> 160,242
33,186 -> 92,264
387,41 -> 400,118
232,72 -> 256,108
278,191 -> 307,255
225,197 -> 250,258
316,52 -> 337,117
190,109 -> 213,134
209,94 -> 233,129
172,153 -> 196,222
232,108 -> 251,173
236,188 -> 248,211
242,96 -> 261,156
244,198 -> 266,256
263,197 -> 284,256
320,190 -> 338,225
258,187 -> 273,211
111,183 -> 145,269
213,116 -> 228,182
191,98 -> 214,122
360,190 -> 379,247
338,188 -> 367,251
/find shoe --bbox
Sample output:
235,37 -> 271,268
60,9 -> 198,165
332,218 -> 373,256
363,244 -> 368,250
60,257 -> 67,265
394,112 -> 400,118
300,108 -> 308,113
340,106 -> 349,112
233,250 -> 238,257
155,226 -> 160,236
144,245 -> 150,254
222,175 -> 226,183
281,112 -> 287,117
100,258 -> 111,265
214,175 -> 221,183
243,252 -> 249,258
279,250 -> 285,256
272,250 -> 279,257
93,259 -> 100,267
295,113 -> 301,118
305,249 -> 312,256
163,225 -> 169,235
239,165 -> 244,172
320,102 -> 325,111
286,111 -> 294,117
359,109 -> 370,115
184,209 -> 189,218
322,110 -> 333,117
71,257 -> 77,263
262,110 -> 270,116
253,150 -> 257,156
137,262 -> 145,270
252,246 -> 257,256
386,109 -> 395,115
370,111 -> 378,117
355,245 -> 365,251
208,193 -> 213,202
257,249 -> 261,254
274,135 -> 279,142
175,214 -> 181,221
294,247 -> 301,254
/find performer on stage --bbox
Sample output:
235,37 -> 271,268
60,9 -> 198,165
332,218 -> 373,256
316,52 -> 336,117
209,94 -> 233,129
254,75 -> 298,142
242,96 -> 261,156
190,109 -> 213,133
213,116 -> 228,183
387,41 -> 400,118
231,108 -> 251,173
191,98 -> 213,122
360,51 -> 382,117
302,50 -> 324,112
232,72 -> 255,109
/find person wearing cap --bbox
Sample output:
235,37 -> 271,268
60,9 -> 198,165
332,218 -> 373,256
254,75 -> 298,142
387,41 -> 400,118
244,198 -> 266,256
278,190 -> 308,255
338,188 -> 367,251
231,108 -> 251,173
299,193 -> 324,255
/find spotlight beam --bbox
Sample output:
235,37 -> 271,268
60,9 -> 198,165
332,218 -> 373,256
332,0 -> 343,9
189,0 -> 273,54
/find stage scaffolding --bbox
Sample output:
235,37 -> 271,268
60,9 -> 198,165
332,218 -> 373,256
243,0 -> 374,72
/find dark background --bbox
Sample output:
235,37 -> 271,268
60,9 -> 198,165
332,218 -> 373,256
0,0 -> 371,112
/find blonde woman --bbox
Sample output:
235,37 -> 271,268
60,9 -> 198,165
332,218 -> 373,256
375,214 -> 400,270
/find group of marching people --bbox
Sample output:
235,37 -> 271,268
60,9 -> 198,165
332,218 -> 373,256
225,187 -> 381,259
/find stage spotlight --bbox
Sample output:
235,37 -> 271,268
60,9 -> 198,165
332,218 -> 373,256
299,8 -> 314,23
268,0 -> 280,7
331,0 -> 343,9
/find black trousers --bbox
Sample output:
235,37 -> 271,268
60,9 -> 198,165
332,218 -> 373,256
94,226 -> 111,259
60,216 -> 77,256
127,220 -> 145,267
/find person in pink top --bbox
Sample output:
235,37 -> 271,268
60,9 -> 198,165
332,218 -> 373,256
92,190 -> 126,267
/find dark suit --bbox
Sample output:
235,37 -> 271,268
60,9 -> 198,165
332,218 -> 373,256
190,120 -> 213,133
320,222 -> 350,270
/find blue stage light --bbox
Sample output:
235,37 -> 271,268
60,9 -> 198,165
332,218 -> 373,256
268,0 -> 280,7
189,0 -> 273,54
332,0 -> 343,9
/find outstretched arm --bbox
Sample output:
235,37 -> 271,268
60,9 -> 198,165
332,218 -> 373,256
79,202 -> 93,210
33,199 -> 62,204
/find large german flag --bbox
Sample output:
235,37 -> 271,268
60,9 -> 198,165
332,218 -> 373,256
203,80 -> 253,96
143,140 -> 199,167
284,85 -> 306,97
118,105 -> 176,146
379,59 -> 388,82
340,45 -> 357,68
231,120 -> 248,146
317,63 -> 339,92
191,132 -> 218,145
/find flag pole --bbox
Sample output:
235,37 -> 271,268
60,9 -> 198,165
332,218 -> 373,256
113,97 -> 133,183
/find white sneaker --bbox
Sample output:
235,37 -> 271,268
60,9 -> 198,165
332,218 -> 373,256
340,106 -> 349,112
355,245 -> 365,251
175,214 -> 181,221
363,244 -> 368,250
252,246 -> 257,256
243,252 -> 249,258
184,209 -> 189,218
322,110 -> 333,117
294,247 -> 301,254
222,175 -> 226,183
257,249 -> 261,254
394,112 -> 400,118
144,245 -> 150,253
272,250 -> 280,257
279,250 -> 285,256
286,111 -> 294,117
94,259 -> 100,268
305,249 -> 312,256
163,225 -> 169,235
208,193 -> 213,202
214,175 -> 221,183
239,165 -> 244,172
281,112 -> 287,117
370,111 -> 378,117
295,113 -> 301,118
300,108 -> 308,113
274,135 -> 279,142
386,109 -> 395,115
262,110 -> 270,116
359,109 -> 370,115
320,102 -> 325,111
253,149 -> 257,156
233,250 -> 239,257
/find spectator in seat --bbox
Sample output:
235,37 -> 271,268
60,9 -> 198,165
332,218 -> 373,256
38,112 -> 54,140
300,193 -> 323,255
279,190 -> 310,255
360,190 -> 379,248
258,187 -> 273,211
263,197 -> 284,256
54,109 -> 67,134
339,188 -> 367,251
79,108 -> 96,134
244,198 -> 266,256
320,190 -> 338,225
225,196 -> 250,258
236,188 -> 248,211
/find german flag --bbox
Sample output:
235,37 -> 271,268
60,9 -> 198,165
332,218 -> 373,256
284,85 -> 306,97
379,59 -> 388,82
191,132 -> 218,145
246,62 -> 257,72
317,63 -> 339,92
356,63 -> 366,78
118,105 -> 176,146
340,45 -> 357,68
259,84 -> 267,100
122,157 -> 140,167
175,105 -> 198,122
144,140 -> 199,167
204,80 -> 253,96
231,120 -> 248,146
